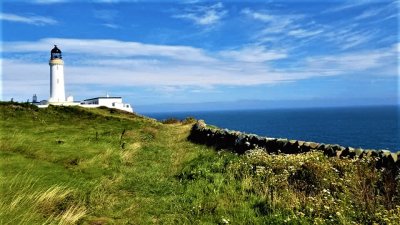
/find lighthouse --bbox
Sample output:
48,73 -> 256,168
49,45 -> 65,103
32,45 -> 133,112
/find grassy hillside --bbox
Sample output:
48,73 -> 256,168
1,102 -> 399,224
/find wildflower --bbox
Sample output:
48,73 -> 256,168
220,217 -> 230,224
284,217 -> 291,223
297,212 -> 305,217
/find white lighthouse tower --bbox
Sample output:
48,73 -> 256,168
49,45 -> 66,103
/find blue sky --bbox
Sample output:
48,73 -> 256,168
1,0 -> 398,112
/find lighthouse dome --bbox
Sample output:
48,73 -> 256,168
50,45 -> 62,59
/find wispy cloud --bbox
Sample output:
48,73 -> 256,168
322,0 -> 375,13
354,8 -> 383,20
0,13 -> 57,26
242,8 -> 304,34
93,9 -> 118,20
219,45 -> 287,63
355,1 -> 398,22
102,23 -> 120,29
304,46 -> 397,74
2,38 -> 216,63
242,3 -> 392,51
287,29 -> 324,38
173,2 -> 227,26
93,9 -> 120,28
323,25 -> 377,50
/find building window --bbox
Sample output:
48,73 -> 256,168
57,79 -> 59,84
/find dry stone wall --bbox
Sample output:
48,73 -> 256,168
188,120 -> 400,169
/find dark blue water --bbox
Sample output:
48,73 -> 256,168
145,106 -> 400,152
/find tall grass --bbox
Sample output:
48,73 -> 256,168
0,173 -> 86,224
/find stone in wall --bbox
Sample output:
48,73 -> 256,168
339,147 -> 356,159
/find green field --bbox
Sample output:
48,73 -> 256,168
1,102 -> 399,224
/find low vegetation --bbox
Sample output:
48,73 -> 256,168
1,102 -> 399,224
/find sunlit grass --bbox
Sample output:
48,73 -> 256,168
0,173 -> 86,225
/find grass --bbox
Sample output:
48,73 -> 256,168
1,102 -> 399,224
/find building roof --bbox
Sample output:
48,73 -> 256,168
83,97 -> 122,101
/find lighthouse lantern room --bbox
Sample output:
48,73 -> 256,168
49,45 -> 66,103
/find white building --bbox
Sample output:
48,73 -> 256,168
81,96 -> 132,111
34,45 -> 133,113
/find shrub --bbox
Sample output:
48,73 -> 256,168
161,118 -> 180,124
182,117 -> 197,125
288,162 -> 326,195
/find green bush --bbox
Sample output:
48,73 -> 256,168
182,117 -> 197,125
161,117 -> 180,124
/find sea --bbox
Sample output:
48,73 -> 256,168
145,106 -> 400,152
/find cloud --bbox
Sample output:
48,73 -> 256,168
241,8 -> 326,48
102,23 -> 120,29
93,9 -> 120,28
0,13 -> 57,26
241,8 -> 276,23
355,1 -> 398,22
242,8 -> 304,34
1,38 -> 397,101
219,45 -> 287,63
322,0 -> 376,13
2,38 -> 216,63
323,25 -> 377,50
93,9 -> 118,21
287,29 -> 324,38
243,3 -> 393,51
355,8 -> 383,20
304,45 -> 397,74
173,2 -> 227,26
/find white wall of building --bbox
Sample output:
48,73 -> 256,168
99,98 -> 123,105
66,96 -> 74,102
82,97 -> 132,112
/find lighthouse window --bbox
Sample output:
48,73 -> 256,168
57,79 -> 59,84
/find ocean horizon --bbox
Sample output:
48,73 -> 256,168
145,105 -> 400,152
